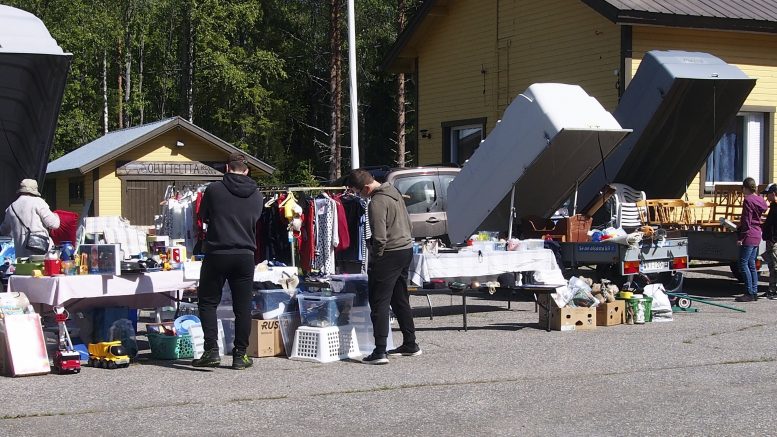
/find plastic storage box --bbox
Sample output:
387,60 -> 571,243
328,274 -> 369,307
297,293 -> 355,327
251,289 -> 297,319
289,325 -> 361,363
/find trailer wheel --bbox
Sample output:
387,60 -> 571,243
677,297 -> 692,309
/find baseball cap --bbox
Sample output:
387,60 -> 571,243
761,183 -> 777,194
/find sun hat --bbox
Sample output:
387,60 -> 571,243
17,179 -> 40,196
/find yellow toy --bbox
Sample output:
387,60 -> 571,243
160,253 -> 172,271
87,341 -> 130,369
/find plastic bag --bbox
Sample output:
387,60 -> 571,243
642,283 -> 673,322
109,318 -> 138,358
567,276 -> 599,307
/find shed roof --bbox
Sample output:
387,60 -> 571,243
47,116 -> 275,176
383,0 -> 777,72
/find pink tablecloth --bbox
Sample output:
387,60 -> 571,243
8,270 -> 197,310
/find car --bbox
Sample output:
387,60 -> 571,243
369,165 -> 460,242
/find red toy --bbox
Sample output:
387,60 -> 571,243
52,307 -> 81,374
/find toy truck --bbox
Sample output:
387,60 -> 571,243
52,307 -> 81,374
88,341 -> 130,369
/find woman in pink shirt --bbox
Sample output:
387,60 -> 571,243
736,177 -> 767,302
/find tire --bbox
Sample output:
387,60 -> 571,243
108,361 -> 117,369
99,359 -> 107,369
677,297 -> 692,309
87,358 -> 95,367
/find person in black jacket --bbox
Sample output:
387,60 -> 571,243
192,153 -> 263,369
761,183 -> 777,300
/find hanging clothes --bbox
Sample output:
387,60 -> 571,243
312,196 -> 338,274
332,195 -> 350,252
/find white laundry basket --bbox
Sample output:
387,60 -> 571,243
289,325 -> 361,363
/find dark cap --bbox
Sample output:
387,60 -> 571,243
761,183 -> 777,195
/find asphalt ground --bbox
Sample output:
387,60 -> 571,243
1,266 -> 776,436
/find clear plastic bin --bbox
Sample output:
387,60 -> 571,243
251,289 -> 297,319
328,274 -> 369,307
297,293 -> 355,327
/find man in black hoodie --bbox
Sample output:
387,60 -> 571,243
192,153 -> 263,369
347,169 -> 421,365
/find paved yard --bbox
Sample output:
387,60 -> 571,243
1,267 -> 775,436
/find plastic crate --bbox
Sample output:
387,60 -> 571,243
297,293 -> 355,327
328,274 -> 369,307
289,325 -> 361,363
147,333 -> 194,360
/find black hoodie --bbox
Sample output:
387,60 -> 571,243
200,172 -> 263,255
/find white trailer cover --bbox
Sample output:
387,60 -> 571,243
446,83 -> 630,244
0,6 -> 71,222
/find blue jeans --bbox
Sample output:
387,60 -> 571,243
739,245 -> 759,296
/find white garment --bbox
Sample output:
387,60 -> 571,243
0,195 -> 59,258
313,197 -> 337,274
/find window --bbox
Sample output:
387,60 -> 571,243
442,118 -> 486,165
393,175 -> 441,214
69,177 -> 84,204
705,112 -> 767,191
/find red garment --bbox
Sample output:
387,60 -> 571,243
300,201 -> 316,272
194,191 -> 206,241
50,210 -> 79,245
333,196 -> 350,252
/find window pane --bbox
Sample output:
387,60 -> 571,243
393,176 -> 440,213
451,126 -> 482,164
706,116 -> 744,183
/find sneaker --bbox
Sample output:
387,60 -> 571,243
387,344 -> 423,357
231,352 -> 253,370
362,352 -> 389,365
735,294 -> 756,302
191,348 -> 221,367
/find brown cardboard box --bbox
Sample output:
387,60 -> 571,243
247,319 -> 285,357
596,300 -> 625,326
538,294 -> 597,331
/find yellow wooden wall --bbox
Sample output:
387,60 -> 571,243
95,129 -> 231,216
631,27 -> 777,202
416,0 -> 619,164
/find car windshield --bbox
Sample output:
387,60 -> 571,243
110,345 -> 126,357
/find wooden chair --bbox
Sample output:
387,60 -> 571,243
699,185 -> 743,231
686,201 -> 717,230
657,199 -> 690,229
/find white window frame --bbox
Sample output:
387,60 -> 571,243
704,111 -> 766,191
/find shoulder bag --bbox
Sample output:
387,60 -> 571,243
10,204 -> 50,255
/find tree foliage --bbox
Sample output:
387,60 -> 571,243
6,0 -> 421,182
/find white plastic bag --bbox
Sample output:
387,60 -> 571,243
642,283 -> 673,322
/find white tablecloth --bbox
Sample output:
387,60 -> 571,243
8,270 -> 197,309
408,249 -> 558,286
183,261 -> 297,284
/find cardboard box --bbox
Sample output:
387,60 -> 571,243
538,294 -> 597,331
247,319 -> 285,357
596,300 -> 625,326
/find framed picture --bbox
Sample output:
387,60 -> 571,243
77,244 -> 121,275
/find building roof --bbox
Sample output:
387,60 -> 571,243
582,0 -> 777,32
383,0 -> 777,72
47,116 -> 275,175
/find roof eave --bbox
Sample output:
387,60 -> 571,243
581,0 -> 777,34
381,0 -> 449,73
78,119 -> 179,174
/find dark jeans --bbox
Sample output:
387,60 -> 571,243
197,253 -> 254,353
368,248 -> 415,353
739,245 -> 759,296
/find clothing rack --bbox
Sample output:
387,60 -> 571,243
259,186 -> 347,193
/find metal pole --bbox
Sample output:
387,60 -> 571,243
347,0 -> 360,169
507,183 -> 516,240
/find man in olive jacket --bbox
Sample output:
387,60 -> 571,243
347,169 -> 421,364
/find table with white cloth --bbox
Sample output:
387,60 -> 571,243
408,249 -> 562,331
409,249 -> 557,286
8,270 -> 197,312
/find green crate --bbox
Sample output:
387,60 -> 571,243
625,297 -> 653,324
147,333 -> 193,360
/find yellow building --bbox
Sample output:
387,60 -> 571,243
45,116 -> 275,226
384,0 -> 777,201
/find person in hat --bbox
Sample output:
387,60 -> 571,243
0,179 -> 60,258
735,177 -> 767,302
760,183 -> 777,300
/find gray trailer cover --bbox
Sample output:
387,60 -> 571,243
0,6 -> 71,222
577,50 -> 755,207
446,83 -> 630,244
